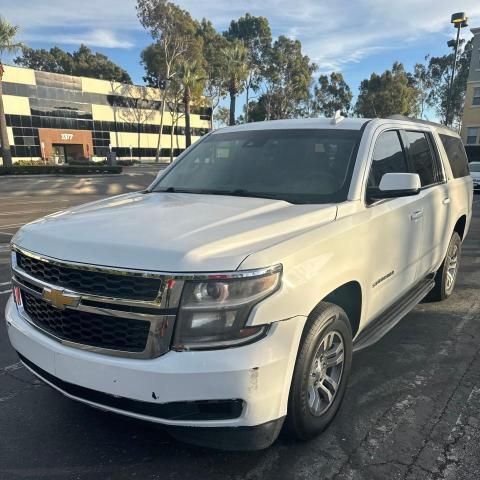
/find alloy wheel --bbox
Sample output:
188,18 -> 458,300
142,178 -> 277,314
307,330 -> 345,416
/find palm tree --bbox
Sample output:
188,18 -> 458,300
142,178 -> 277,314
180,61 -> 205,147
221,41 -> 249,126
0,17 -> 22,167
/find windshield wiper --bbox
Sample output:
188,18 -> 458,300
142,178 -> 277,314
223,189 -> 290,201
154,187 -> 207,194
154,187 -> 293,203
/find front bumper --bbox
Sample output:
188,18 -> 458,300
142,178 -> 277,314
6,296 -> 305,431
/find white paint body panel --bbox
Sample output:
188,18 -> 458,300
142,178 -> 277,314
6,117 -> 473,429
6,296 -> 306,427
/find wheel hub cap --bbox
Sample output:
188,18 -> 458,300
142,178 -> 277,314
446,244 -> 459,293
307,330 -> 345,417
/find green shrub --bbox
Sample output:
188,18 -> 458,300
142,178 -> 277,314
13,160 -> 51,166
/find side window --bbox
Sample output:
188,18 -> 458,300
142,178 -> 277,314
405,131 -> 437,187
368,130 -> 408,188
439,134 -> 470,178
473,87 -> 480,106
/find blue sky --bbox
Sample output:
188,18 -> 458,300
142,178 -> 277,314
2,0 -> 480,120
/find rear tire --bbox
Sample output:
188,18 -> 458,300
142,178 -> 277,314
428,232 -> 462,302
286,302 -> 352,440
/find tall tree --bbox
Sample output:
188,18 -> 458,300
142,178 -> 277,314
221,41 -> 249,126
179,60 -> 205,147
355,62 -> 419,118
411,57 -> 433,119
224,14 -> 272,122
0,16 -> 23,167
137,0 -> 200,160
313,72 -> 352,117
424,39 -> 472,127
117,84 -> 156,161
15,45 -> 131,83
196,19 -> 228,130
213,106 -> 231,129
262,36 -> 316,120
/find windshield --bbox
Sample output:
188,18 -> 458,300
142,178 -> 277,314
470,163 -> 480,172
151,129 -> 361,204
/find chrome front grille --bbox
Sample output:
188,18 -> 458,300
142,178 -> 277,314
22,291 -> 151,353
16,251 -> 162,301
11,246 -> 184,359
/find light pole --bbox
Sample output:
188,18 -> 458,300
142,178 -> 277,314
445,12 -> 468,126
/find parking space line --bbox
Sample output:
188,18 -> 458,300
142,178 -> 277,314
0,200 -> 71,206
0,232 -> 14,236
0,223 -> 25,229
0,289 -> 12,295
0,210 -> 50,216
0,281 -> 11,286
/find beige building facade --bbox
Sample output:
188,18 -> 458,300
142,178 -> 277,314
461,27 -> 480,162
1,65 -> 211,163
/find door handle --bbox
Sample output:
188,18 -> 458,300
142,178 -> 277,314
410,210 -> 423,221
442,197 -> 451,205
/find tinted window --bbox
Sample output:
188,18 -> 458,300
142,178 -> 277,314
405,131 -> 437,186
153,129 -> 361,204
439,134 -> 470,178
368,130 -> 408,188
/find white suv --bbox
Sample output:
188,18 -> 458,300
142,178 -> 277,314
470,161 -> 480,191
6,116 -> 473,450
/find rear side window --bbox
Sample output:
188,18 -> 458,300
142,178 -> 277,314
439,134 -> 470,178
368,130 -> 408,188
405,131 -> 438,187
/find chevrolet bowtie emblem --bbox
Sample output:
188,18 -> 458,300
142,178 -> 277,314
42,287 -> 80,310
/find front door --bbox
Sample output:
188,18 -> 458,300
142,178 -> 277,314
363,129 -> 424,321
52,145 -> 66,164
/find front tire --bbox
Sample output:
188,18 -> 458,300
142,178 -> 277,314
287,302 -> 352,440
429,232 -> 462,301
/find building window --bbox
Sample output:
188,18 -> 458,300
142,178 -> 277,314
467,127 -> 479,145
473,87 -> 480,106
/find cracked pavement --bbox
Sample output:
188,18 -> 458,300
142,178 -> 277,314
0,172 -> 479,480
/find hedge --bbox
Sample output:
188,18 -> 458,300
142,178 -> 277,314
0,165 -> 123,175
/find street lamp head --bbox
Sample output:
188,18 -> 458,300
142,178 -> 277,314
451,12 -> 468,27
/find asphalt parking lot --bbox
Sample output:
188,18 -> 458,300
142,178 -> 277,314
0,170 -> 479,480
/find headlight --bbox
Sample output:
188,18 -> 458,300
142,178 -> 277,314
172,266 -> 282,350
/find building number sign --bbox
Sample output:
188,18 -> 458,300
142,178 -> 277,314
61,133 -> 74,140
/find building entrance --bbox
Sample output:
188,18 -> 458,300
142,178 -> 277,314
51,144 -> 84,164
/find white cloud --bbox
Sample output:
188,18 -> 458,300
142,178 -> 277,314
1,0 -> 138,49
1,0 -> 480,67
175,0 -> 480,72
25,29 -> 134,49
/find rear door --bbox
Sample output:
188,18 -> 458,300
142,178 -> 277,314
402,130 -> 449,278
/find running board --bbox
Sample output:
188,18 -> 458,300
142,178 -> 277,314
353,277 -> 435,352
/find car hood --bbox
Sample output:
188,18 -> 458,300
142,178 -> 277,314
13,192 -> 338,272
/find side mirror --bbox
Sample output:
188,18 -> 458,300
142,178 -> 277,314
368,173 -> 421,199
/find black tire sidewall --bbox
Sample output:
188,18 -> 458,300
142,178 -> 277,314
287,303 -> 353,440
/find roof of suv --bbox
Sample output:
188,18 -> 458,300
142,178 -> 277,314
212,116 -> 457,135
212,118 -> 370,133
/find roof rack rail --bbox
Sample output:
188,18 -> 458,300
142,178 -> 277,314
386,115 -> 457,132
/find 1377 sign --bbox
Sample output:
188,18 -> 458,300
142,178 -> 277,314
60,133 -> 74,140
